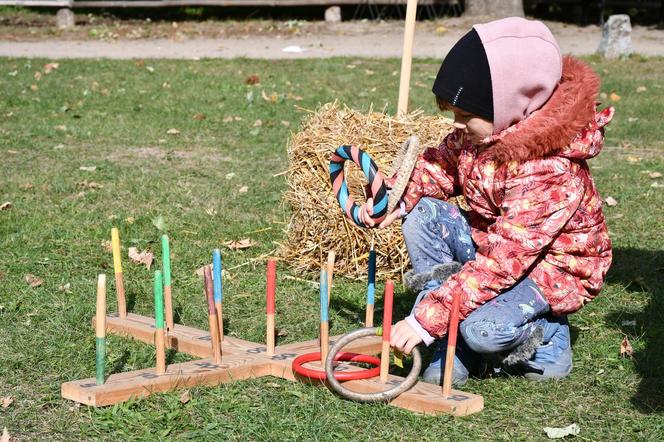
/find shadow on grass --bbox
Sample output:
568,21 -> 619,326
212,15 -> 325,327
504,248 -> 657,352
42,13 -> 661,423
605,247 -> 664,413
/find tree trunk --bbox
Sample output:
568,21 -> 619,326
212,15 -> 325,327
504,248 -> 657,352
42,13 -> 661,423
464,0 -> 524,18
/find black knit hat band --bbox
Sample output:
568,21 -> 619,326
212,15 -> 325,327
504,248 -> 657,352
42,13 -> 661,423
432,29 -> 494,122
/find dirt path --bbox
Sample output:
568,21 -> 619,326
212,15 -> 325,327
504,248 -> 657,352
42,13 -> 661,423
1,20 -> 663,59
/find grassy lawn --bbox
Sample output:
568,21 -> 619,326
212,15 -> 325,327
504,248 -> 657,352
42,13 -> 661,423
1,55 -> 663,440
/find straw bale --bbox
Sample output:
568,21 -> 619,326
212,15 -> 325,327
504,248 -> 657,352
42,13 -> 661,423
279,101 -> 455,280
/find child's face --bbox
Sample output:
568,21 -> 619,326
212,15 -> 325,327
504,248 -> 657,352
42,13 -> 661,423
448,105 -> 494,145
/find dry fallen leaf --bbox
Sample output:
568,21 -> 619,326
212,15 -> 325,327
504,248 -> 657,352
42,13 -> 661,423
223,116 -> 235,123
58,282 -> 71,292
626,156 -> 641,163
277,329 -> 288,337
280,120 -> 290,127
1,397 -> 13,408
193,113 -> 206,121
604,196 -> 618,207
648,172 -> 662,179
43,62 -> 59,74
79,166 -> 97,172
651,182 -> 664,188
636,86 -> 647,93
166,128 -> 180,135
101,240 -> 112,252
225,172 -> 235,180
246,74 -> 260,85
609,92 -> 621,102
128,247 -> 153,270
544,423 -> 580,439
25,274 -> 43,288
195,263 -> 211,277
225,239 -> 254,250
76,180 -> 103,190
261,90 -> 279,103
179,390 -> 191,404
287,93 -> 303,101
253,119 -> 263,127
34,71 -> 42,81
620,336 -> 633,358
29,84 -> 38,92
125,216 -> 135,224
238,186 -> 249,193
0,202 -> 11,211
1,427 -> 10,442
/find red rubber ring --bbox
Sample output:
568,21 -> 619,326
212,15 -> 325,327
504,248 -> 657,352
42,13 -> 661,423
292,351 -> 380,381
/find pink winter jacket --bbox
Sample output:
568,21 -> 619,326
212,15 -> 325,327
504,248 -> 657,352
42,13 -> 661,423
403,57 -> 614,339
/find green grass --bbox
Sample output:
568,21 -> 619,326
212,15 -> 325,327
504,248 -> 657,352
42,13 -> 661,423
1,55 -> 663,440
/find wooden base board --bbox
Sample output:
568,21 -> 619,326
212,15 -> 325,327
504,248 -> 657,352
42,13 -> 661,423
62,314 -> 483,416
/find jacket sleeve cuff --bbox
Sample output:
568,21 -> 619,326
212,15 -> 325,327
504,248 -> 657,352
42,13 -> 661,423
405,314 -> 435,346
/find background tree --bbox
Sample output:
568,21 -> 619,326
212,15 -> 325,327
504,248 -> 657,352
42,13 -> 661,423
464,0 -> 525,18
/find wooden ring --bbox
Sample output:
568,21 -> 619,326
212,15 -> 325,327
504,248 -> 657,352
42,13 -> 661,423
324,327 -> 421,403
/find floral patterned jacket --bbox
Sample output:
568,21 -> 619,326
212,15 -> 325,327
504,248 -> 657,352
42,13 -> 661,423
403,57 -> 614,339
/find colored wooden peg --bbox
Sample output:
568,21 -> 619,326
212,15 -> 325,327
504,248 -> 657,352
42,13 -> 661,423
365,246 -> 376,327
326,251 -> 335,307
213,249 -> 224,342
204,266 -> 222,364
153,270 -> 166,375
319,269 -> 329,365
161,235 -> 174,332
379,280 -> 394,383
442,289 -> 462,398
266,259 -> 276,355
111,228 -> 127,318
95,274 -> 107,385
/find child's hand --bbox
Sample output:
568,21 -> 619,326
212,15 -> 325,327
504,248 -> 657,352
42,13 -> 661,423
390,320 -> 423,355
358,198 -> 401,229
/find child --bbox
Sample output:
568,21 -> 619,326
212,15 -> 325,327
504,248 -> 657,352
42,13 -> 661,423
359,17 -> 614,384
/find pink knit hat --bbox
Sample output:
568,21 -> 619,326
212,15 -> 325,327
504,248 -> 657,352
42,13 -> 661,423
473,17 -> 562,134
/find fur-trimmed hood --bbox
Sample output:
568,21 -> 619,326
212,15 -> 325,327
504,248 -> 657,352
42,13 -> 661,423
483,56 -> 609,164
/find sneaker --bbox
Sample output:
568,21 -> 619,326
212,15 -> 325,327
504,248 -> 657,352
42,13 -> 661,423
523,315 -> 573,381
421,337 -> 483,386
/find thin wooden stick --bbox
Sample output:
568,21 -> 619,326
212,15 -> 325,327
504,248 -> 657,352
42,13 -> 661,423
95,274 -> 106,385
213,249 -> 224,342
397,0 -> 418,116
161,235 -> 174,333
365,246 -> 376,327
153,270 -> 166,375
326,251 -> 335,308
380,280 -> 394,383
319,269 -> 329,365
266,260 -> 277,356
442,289 -> 462,398
204,266 -> 222,364
111,228 -> 127,318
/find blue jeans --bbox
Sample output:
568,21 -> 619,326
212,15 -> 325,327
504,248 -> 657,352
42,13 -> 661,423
402,198 -> 551,355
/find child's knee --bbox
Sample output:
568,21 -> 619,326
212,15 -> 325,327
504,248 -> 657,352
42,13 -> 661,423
460,319 -> 522,354
402,198 -> 457,236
